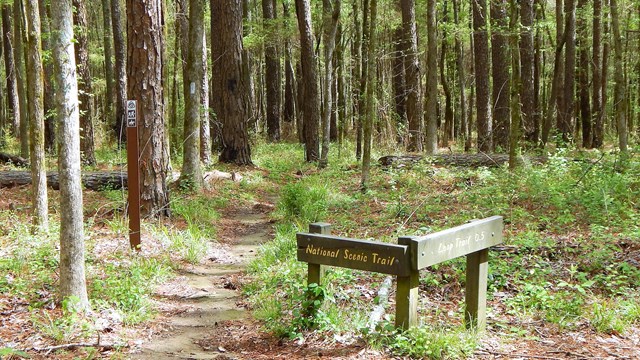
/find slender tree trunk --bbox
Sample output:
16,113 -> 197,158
2,5 -> 19,138
333,23 -> 344,143
424,0 -> 438,154
577,0 -> 591,148
351,0 -> 362,159
509,0 -> 522,170
283,2 -> 296,128
295,0 -> 320,162
111,0 -> 126,145
127,0 -> 171,217
440,8 -> 453,148
212,0 -> 252,165
392,26 -> 406,145
15,0 -> 29,157
357,0 -> 369,160
38,0 -> 55,152
263,0 -> 281,142
319,0 -> 340,168
601,0 -> 610,147
533,0 -> 543,147
520,0 -> 536,143
241,0 -> 256,128
361,0 -> 377,190
559,0 -> 576,142
101,0 -> 114,122
200,33 -> 211,165
25,0 -> 47,231
180,0 -> 204,189
592,0 -> 603,148
401,0 -> 423,152
491,0 -> 511,151
51,0 -> 89,311
473,0 -> 492,152
295,60 -> 304,143
543,0 -> 565,146
610,0 -> 626,154
453,0 -> 469,152
73,0 -> 95,165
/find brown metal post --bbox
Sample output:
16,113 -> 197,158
126,100 -> 141,250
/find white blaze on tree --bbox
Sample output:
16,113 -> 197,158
50,0 -> 89,311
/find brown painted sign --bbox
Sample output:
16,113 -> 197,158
297,233 -> 411,276
400,216 -> 504,270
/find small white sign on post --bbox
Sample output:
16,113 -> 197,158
127,100 -> 137,127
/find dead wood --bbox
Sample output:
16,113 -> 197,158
0,171 -> 127,190
379,153 -> 547,168
0,152 -> 29,167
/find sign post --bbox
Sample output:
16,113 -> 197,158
126,100 -> 141,250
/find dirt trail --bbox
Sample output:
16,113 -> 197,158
131,203 -> 273,360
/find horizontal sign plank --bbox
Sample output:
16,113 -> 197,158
297,233 -> 411,276
400,216 -> 504,270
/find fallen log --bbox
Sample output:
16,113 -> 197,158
379,153 -> 547,168
0,152 -> 29,167
0,171 -> 128,190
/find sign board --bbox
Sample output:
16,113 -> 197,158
126,100 -> 137,127
400,216 -> 503,270
297,233 -> 411,276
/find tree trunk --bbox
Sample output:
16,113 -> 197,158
509,0 -> 522,170
440,2 -> 453,148
180,0 -> 204,189
392,26 -> 406,146
72,0 -> 95,165
424,0 -> 438,154
610,0 -> 626,154
333,23 -> 344,143
559,0 -> 576,142
200,33 -> 211,165
212,0 -> 253,165
591,0 -> 603,148
453,0 -> 469,152
127,0 -> 171,217
351,0 -> 362,159
356,0 -> 369,160
491,0 -> 511,151
473,0 -> 492,152
577,0 -> 592,148
283,2 -> 296,128
401,0 -> 423,152
361,0 -> 377,189
101,0 -> 114,123
2,5 -> 19,137
51,0 -> 89,311
38,0 -> 55,153
520,0 -> 536,144
25,0 -> 48,231
14,0 -> 29,158
295,0 -> 320,162
319,0 -> 340,168
111,0 -> 126,145
543,0 -> 565,146
263,0 -> 281,142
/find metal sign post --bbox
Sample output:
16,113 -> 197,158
126,100 -> 141,250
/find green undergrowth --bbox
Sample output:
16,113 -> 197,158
246,144 -> 640,358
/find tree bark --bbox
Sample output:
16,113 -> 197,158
263,0 -> 281,142
111,0 -> 126,145
295,0 -> 320,162
25,0 -> 48,231
200,33 -> 211,165
401,0 -> 423,152
424,0 -> 438,154
283,2 -> 296,127
577,0 -> 592,148
473,0 -> 492,152
212,0 -> 253,165
361,0 -> 377,189
610,0 -> 627,154
14,0 -> 29,158
2,5 -> 19,137
559,0 -> 576,142
453,0 -> 469,152
491,0 -> 511,151
38,0 -> 55,153
72,0 -> 95,165
180,0 -> 204,189
127,0 -> 171,217
51,0 -> 89,311
319,0 -> 341,168
101,0 -> 114,123
520,0 -> 537,143
392,26 -> 406,145
509,0 -> 522,170
591,0 -> 603,148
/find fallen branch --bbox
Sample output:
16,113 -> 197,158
379,153 -> 547,168
474,349 -> 560,359
23,342 -> 127,354
0,171 -> 127,190
0,152 -> 29,167
367,276 -> 393,332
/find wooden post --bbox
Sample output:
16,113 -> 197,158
308,223 -> 331,285
396,236 -> 419,329
126,100 -> 141,250
465,248 -> 488,330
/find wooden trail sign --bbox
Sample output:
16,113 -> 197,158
297,216 -> 503,331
